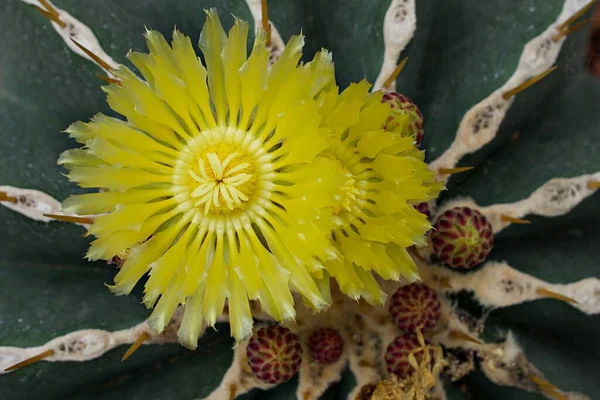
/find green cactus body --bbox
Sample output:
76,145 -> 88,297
1,1 -> 600,400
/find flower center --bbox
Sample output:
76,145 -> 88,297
332,172 -> 360,216
173,129 -> 262,217
189,151 -> 254,214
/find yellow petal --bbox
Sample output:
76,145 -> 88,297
353,266 -> 386,305
238,30 -> 269,130
62,188 -> 168,215
387,243 -> 420,282
227,259 -> 253,341
337,80 -> 371,104
357,131 -> 413,158
326,98 -> 361,134
347,101 -> 391,143
58,149 -> 106,167
247,232 -> 295,321
111,218 -> 186,295
67,166 -> 171,190
326,258 -> 364,300
144,31 -> 198,137
178,280 -> 206,349
199,8 -> 228,124
359,214 -> 419,247
302,49 -> 335,98
90,201 -> 174,237
147,268 -> 186,333
171,30 -> 216,129
258,220 -> 327,310
266,34 -> 304,92
86,230 -> 146,261
249,35 -> 305,136
222,19 -> 249,127
181,230 -> 211,297
128,50 -> 155,87
375,179 -> 436,202
373,190 -> 413,214
234,231 -> 262,299
87,115 -> 179,157
371,154 -> 417,183
87,138 -> 171,171
143,226 -> 194,307
113,67 -> 190,140
201,233 -> 229,326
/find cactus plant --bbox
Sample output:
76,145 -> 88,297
1,1 -> 600,400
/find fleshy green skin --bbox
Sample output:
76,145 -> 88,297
1,1 -> 599,399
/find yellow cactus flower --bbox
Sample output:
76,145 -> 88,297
58,9 -> 442,349
60,10 -> 345,348
318,82 -> 444,304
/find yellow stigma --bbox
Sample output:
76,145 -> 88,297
175,138 -> 258,215
190,151 -> 253,213
332,171 -> 360,216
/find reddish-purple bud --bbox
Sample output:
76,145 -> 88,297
389,283 -> 441,332
307,327 -> 344,365
414,202 -> 431,219
384,333 -> 424,378
246,325 -> 303,384
382,92 -> 425,147
431,206 -> 494,269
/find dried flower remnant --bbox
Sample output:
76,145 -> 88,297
379,329 -> 447,399
385,333 -> 424,379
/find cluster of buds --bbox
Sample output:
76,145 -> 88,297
385,283 -> 441,377
241,94 -> 495,386
246,325 -> 344,384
